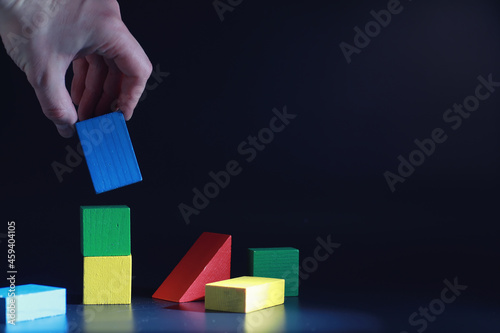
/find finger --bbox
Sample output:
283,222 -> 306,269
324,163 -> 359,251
71,58 -> 89,106
27,63 -> 78,138
108,31 -> 152,120
94,57 -> 122,117
77,54 -> 108,121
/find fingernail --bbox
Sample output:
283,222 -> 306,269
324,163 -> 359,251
56,124 -> 75,138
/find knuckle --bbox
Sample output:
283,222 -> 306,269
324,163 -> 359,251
144,60 -> 153,77
25,65 -> 49,89
44,107 -> 68,123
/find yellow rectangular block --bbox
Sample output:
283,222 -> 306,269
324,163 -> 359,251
83,255 -> 132,305
205,276 -> 284,313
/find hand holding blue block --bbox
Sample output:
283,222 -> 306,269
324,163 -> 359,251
76,111 -> 142,194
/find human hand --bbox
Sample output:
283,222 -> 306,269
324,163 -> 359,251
0,0 -> 152,137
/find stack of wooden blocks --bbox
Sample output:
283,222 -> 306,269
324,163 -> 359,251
2,219 -> 299,323
2,111 -> 306,325
81,205 -> 132,304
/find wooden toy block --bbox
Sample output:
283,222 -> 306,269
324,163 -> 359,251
0,284 -> 66,323
152,232 -> 231,302
80,205 -> 131,257
75,111 -> 142,194
205,276 -> 284,313
83,255 -> 132,305
248,247 -> 299,296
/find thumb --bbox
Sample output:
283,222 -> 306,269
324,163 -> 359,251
27,63 -> 78,138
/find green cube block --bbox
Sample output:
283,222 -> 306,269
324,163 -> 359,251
248,247 -> 299,296
80,205 -> 131,256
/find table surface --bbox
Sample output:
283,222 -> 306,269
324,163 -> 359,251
2,288 -> 499,333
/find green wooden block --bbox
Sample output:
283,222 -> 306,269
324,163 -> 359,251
80,206 -> 131,257
248,247 -> 299,296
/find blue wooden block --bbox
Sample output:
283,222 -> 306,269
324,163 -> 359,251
76,111 -> 142,194
0,284 -> 66,323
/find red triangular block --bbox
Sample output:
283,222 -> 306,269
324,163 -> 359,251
152,232 -> 231,302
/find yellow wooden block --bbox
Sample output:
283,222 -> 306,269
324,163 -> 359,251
83,255 -> 132,305
205,276 -> 284,313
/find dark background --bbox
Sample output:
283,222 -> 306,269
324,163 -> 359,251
1,0 -> 499,328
